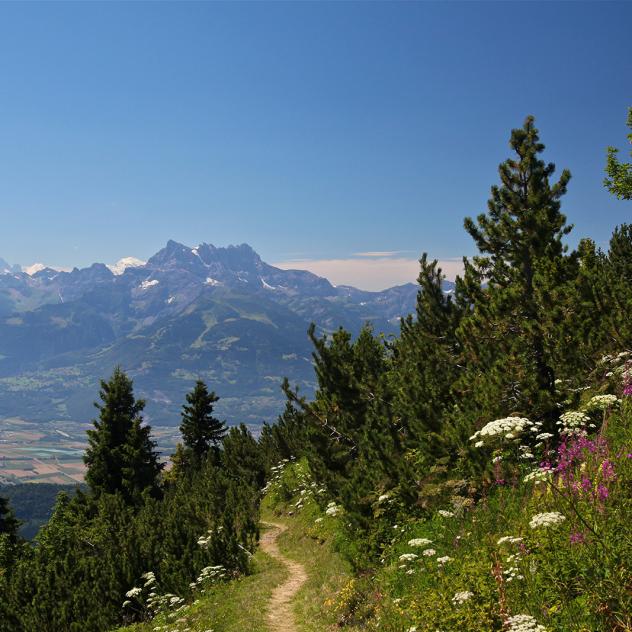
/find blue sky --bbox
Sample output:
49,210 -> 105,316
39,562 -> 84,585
0,2 -> 630,289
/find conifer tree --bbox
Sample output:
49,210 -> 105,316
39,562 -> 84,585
84,367 -> 163,504
458,115 -> 575,425
604,107 -> 632,199
0,495 -> 19,540
179,380 -> 226,466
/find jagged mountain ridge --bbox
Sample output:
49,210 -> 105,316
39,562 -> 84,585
0,242 -> 454,426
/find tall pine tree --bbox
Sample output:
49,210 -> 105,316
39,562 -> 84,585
457,115 -> 575,426
84,367 -> 163,504
179,380 -> 227,467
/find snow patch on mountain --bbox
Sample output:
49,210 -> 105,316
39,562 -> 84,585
107,257 -> 146,275
23,263 -> 48,275
139,279 -> 160,290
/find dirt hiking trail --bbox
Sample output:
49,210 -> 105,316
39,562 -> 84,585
260,522 -> 308,632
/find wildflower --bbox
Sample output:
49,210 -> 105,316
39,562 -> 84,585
125,586 -> 142,598
497,535 -> 523,546
523,468 -> 552,484
584,394 -> 620,411
408,538 -> 433,547
437,555 -> 453,565
377,494 -> 390,503
325,502 -> 341,516
535,432 -> 553,441
422,548 -> 436,556
505,613 -> 547,632
398,553 -> 418,562
451,590 -> 473,605
437,510 -> 454,518
529,512 -> 566,529
558,411 -> 591,436
569,531 -> 586,545
469,417 -> 532,445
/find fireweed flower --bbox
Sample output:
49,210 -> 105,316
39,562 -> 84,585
529,512 -> 566,529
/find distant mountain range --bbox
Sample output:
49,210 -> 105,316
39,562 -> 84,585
0,242 -> 453,427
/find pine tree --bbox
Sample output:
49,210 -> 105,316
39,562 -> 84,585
604,107 -> 632,200
0,495 -> 19,540
458,115 -> 575,425
179,380 -> 226,466
84,367 -> 163,504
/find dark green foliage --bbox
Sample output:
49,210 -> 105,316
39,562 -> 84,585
84,367 -> 163,504
222,424 -> 266,492
0,372 -> 262,632
0,484 -> 81,540
0,495 -> 20,540
604,106 -> 632,199
179,380 -> 226,468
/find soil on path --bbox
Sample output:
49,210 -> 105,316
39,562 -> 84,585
260,521 -> 308,632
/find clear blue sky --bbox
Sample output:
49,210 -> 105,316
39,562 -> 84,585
0,2 -> 630,287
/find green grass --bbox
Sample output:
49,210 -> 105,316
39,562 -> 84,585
114,531 -> 287,632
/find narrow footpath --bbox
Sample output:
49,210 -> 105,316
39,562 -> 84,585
259,522 -> 308,632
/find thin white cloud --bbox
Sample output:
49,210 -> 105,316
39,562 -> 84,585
274,257 -> 464,291
352,250 -> 409,258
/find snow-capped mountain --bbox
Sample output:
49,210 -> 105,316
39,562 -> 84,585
0,241 -> 453,427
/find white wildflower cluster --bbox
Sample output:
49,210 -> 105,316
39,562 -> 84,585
557,411 -> 592,437
506,614 -> 547,632
123,571 -> 186,618
523,467 -> 553,485
436,555 -> 453,566
584,394 -> 620,412
470,417 -> 533,446
518,444 -> 535,460
497,535 -> 523,546
422,548 -> 436,557
529,512 -> 566,530
408,538 -> 433,547
398,553 -> 418,562
197,526 -> 222,549
503,553 -> 524,583
325,500 -> 342,516
451,590 -> 473,605
190,565 -> 227,593
437,510 -> 454,518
